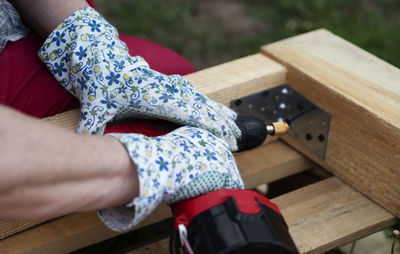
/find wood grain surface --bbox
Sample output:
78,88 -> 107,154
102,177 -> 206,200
262,29 -> 400,217
0,221 -> 45,240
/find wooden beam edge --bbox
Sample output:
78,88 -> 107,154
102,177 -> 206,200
260,29 -> 400,217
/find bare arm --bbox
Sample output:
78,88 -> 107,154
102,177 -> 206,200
9,0 -> 89,38
0,0 -> 141,221
0,105 -> 139,220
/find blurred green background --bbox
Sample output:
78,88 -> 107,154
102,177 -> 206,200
97,0 -> 400,70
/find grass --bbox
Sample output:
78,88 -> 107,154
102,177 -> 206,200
97,0 -> 400,70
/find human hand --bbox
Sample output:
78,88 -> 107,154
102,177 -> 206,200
97,126 -> 244,231
39,7 -> 241,151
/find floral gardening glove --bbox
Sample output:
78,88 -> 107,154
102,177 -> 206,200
97,126 -> 244,232
38,7 -> 241,151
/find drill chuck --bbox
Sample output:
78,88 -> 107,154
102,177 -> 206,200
235,116 -> 289,152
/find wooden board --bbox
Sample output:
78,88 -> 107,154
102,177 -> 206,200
237,139 -> 313,188
0,221 -> 45,240
261,29 -> 400,217
128,177 -> 397,254
0,53 -> 314,253
0,207 -> 169,254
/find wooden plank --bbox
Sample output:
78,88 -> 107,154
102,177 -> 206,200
237,139 -> 313,188
128,177 -> 397,254
0,207 -> 170,254
261,29 -> 400,217
185,53 -> 286,106
0,221 -> 45,240
275,177 -> 396,253
0,54 -> 305,253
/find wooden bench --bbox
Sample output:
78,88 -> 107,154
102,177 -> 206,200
0,29 -> 399,254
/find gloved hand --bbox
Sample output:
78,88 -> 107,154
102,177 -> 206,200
97,126 -> 244,232
39,7 -> 241,151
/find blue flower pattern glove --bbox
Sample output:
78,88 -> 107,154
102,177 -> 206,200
98,126 -> 244,231
39,7 -> 241,151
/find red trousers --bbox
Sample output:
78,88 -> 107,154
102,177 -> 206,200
0,1 -> 195,118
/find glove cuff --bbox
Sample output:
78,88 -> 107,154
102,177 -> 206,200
98,132 -> 166,231
98,127 -> 244,232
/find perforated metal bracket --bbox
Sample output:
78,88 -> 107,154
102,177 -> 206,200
230,84 -> 331,159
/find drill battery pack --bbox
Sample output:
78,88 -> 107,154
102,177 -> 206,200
171,189 -> 298,254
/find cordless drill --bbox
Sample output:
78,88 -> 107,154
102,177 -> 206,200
104,117 -> 298,254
